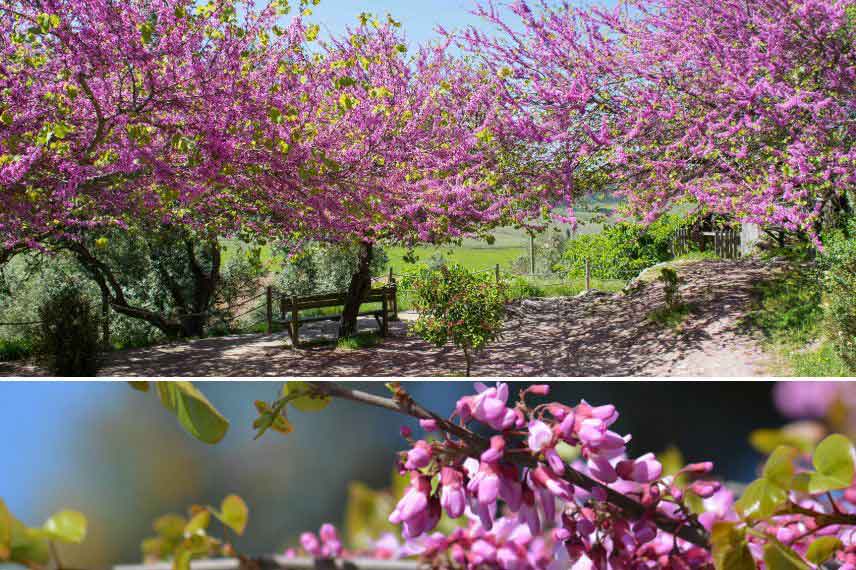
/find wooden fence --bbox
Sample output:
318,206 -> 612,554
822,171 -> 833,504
672,227 -> 742,259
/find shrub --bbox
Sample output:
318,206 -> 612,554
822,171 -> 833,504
36,288 -> 101,376
820,217 -> 856,370
659,267 -> 682,309
560,214 -> 691,279
402,264 -> 508,376
507,277 -> 545,299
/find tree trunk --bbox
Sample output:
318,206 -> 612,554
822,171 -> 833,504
338,242 -> 373,338
180,240 -> 221,338
463,345 -> 472,377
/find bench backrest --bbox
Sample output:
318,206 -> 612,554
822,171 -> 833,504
279,287 -> 394,311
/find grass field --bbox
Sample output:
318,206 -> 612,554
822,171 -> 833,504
222,201 -> 620,275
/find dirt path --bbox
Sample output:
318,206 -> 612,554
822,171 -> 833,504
0,259 -> 775,377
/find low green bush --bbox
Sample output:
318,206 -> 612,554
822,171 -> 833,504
401,264 -> 508,376
36,288 -> 101,376
559,214 -> 692,279
0,337 -> 34,362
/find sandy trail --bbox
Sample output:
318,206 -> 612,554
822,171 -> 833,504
0,259 -> 773,377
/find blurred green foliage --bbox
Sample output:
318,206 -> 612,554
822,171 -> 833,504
0,498 -> 88,568
141,495 -> 248,569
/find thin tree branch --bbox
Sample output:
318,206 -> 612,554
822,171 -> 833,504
307,382 -> 711,549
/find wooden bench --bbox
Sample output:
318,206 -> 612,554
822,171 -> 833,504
264,285 -> 397,346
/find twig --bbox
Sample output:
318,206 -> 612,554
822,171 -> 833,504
307,382 -> 711,549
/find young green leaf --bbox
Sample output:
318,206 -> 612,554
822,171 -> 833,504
184,511 -> 210,536
41,510 -> 87,544
763,446 -> 797,489
214,495 -> 248,536
154,514 -> 187,541
156,382 -> 229,444
734,478 -> 788,519
805,536 -> 843,564
0,500 -> 11,560
808,434 -> 854,492
9,517 -> 49,566
763,542 -> 811,570
711,523 -> 755,570
282,381 -> 330,412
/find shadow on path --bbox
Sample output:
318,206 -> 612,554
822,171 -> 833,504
0,259 -> 773,377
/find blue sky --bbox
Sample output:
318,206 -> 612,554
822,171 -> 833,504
306,0 -> 487,46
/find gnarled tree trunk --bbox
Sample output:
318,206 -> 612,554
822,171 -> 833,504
338,241 -> 373,338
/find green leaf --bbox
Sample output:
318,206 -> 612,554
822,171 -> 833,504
282,381 -> 330,412
9,517 -> 49,566
763,446 -> 797,489
764,542 -> 810,570
0,500 -> 11,560
734,478 -> 788,519
141,536 -> 167,558
154,514 -> 186,541
183,511 -> 209,536
173,534 -> 213,570
156,382 -> 229,444
214,495 -> 248,536
711,523 -> 755,570
173,547 -> 192,570
805,536 -> 843,564
42,510 -> 87,544
809,434 -> 854,492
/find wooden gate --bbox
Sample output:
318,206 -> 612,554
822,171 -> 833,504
672,227 -> 742,259
713,228 -> 740,259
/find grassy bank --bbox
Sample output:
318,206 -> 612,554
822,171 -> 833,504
746,257 -> 852,377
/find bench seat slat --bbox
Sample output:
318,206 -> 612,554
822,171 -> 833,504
273,310 -> 386,325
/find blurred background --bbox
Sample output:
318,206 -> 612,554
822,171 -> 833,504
0,381 -> 821,569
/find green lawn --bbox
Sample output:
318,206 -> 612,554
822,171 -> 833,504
221,203 -> 618,275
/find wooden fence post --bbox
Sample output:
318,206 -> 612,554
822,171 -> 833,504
381,288 -> 389,337
265,286 -> 273,334
290,296 -> 299,346
495,263 -> 500,284
390,281 -> 399,321
585,259 -> 591,292
529,235 -> 536,274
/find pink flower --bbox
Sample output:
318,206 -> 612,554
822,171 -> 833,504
528,420 -> 554,452
440,467 -> 467,518
616,453 -> 663,483
405,440 -> 433,470
300,532 -> 321,557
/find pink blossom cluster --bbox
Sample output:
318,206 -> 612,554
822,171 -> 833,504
284,383 -> 856,570
387,383 -> 726,570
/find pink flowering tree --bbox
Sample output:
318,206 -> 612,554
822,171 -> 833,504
235,18 -> 567,337
0,0 -> 313,334
461,0 -> 856,239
